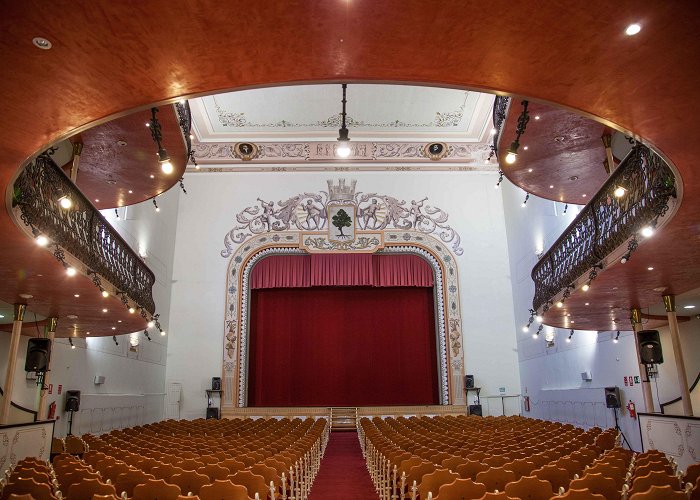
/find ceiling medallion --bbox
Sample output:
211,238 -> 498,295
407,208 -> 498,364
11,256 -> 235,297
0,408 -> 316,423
424,142 -> 449,161
232,142 -> 259,161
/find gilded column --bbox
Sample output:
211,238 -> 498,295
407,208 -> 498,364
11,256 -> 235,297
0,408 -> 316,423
0,304 -> 27,424
37,317 -> 58,420
663,295 -> 693,415
631,307 -> 655,412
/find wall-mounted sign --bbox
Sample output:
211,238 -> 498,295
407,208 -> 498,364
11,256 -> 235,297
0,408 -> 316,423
624,376 -> 628,386
57,384 -> 62,395
48,383 -> 53,394
634,376 -> 640,384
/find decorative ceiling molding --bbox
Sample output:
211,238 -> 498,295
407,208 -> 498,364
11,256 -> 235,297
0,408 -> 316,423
214,92 -> 468,129
187,164 -> 497,173
190,141 -> 495,166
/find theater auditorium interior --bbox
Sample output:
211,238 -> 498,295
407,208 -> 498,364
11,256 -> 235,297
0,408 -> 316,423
1,2 -> 700,499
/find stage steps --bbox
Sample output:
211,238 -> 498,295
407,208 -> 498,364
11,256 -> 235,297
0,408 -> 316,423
330,407 -> 357,431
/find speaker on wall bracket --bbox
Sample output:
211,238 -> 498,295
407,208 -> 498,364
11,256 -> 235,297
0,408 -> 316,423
637,330 -> 663,364
25,338 -> 52,372
65,390 -> 81,412
211,377 -> 221,391
465,374 -> 475,389
468,404 -> 482,416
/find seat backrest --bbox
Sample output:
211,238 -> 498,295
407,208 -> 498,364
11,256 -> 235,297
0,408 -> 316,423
569,473 -> 619,498
553,487 -> 606,499
532,464 -> 570,492
67,478 -> 117,499
475,467 -> 516,492
628,484 -> 688,500
435,477 -> 487,500
503,459 -> 537,477
170,471 -> 211,496
114,470 -> 154,497
455,460 -> 489,481
0,478 -> 54,500
133,478 -> 182,500
228,470 -> 268,498
441,456 -> 465,472
220,459 -> 246,475
417,468 -> 459,499
504,475 -> 554,500
629,470 -> 681,495
247,463 -> 280,489
197,464 -> 231,482
684,463 -> 700,486
198,479 -> 251,500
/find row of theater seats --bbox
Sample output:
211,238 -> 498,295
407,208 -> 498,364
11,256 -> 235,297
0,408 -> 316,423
0,417 -> 328,499
358,414 -> 700,499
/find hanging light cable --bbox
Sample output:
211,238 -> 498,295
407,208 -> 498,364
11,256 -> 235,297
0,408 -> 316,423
505,100 -> 530,164
149,107 -> 174,174
336,84 -> 351,158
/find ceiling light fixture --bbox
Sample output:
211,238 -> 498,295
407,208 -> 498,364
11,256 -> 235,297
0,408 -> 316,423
144,329 -> 152,341
58,196 -> 73,209
625,23 -> 641,36
102,308 -> 108,313
556,301 -> 563,308
563,204 -> 568,215
614,331 -> 620,343
149,107 -> 174,174
532,324 -> 543,340
129,307 -> 135,314
66,266 -> 77,277
36,235 -> 49,246
641,225 -> 654,237
495,170 -> 504,189
153,197 -> 160,212
505,100 -> 530,164
620,235 -> 639,263
566,329 -> 574,343
32,37 -> 52,49
69,338 -> 75,349
336,83 -> 351,158
147,320 -> 155,328
684,305 -> 695,309
521,193 -> 530,207
113,336 -> 119,346
114,208 -> 120,220
102,290 -> 109,298
614,186 -> 627,198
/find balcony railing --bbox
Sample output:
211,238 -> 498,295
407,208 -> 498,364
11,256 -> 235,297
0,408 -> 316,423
531,144 -> 677,312
13,152 -> 156,314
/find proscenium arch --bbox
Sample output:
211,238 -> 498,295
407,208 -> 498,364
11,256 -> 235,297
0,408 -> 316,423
222,231 -> 465,409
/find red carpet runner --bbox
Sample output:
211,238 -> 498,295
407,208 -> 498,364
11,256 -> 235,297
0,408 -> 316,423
309,431 -> 378,499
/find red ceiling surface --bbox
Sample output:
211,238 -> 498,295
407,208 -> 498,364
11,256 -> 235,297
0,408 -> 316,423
0,1 -> 699,336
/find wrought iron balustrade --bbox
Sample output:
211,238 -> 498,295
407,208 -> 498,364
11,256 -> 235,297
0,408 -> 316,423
13,152 -> 156,314
531,144 -> 676,312
490,96 -> 510,157
175,100 -> 192,159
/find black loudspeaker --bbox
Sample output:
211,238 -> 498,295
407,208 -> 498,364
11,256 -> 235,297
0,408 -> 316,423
465,374 -> 475,389
206,407 -> 219,419
605,387 -> 621,409
211,377 -> 221,391
25,338 -> 52,372
638,330 -> 663,364
65,390 -> 81,412
468,404 -> 482,416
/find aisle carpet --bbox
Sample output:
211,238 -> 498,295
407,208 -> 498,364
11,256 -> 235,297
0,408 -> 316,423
309,431 -> 378,499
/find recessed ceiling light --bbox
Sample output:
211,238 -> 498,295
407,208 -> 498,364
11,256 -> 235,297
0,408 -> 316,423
66,314 -> 78,319
150,174 -> 155,179
647,267 -> 654,271
66,267 -> 77,277
118,320 -> 122,323
523,146 -> 529,150
653,286 -> 667,292
19,293 -> 33,299
585,302 -> 590,306
528,168 -> 533,172
0,314 -> 4,318
534,115 -> 540,120
102,308 -> 108,313
86,331 -> 90,335
549,185 -> 554,189
582,194 -> 587,198
36,235 -> 49,246
625,23 -> 641,36
128,190 -> 133,194
117,140 -> 127,147
684,305 -> 696,309
641,226 -> 654,237
32,37 -> 52,50
112,327 -> 116,330
95,199 -> 100,203
74,294 -> 80,298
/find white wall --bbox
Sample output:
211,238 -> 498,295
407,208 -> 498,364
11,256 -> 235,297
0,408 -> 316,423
501,178 -> 700,451
167,170 -> 520,419
656,318 -> 700,415
0,186 -> 180,436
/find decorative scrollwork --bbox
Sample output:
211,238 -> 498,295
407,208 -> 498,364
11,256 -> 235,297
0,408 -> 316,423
174,101 -> 192,157
489,96 -> 510,159
13,153 -> 156,313
532,144 -> 677,311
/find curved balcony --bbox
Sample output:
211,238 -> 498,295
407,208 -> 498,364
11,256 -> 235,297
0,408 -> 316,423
12,152 -> 156,315
531,144 -> 677,313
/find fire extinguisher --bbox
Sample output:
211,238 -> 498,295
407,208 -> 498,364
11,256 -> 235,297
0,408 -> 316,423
523,396 -> 531,412
626,400 -> 637,419
47,401 -> 56,420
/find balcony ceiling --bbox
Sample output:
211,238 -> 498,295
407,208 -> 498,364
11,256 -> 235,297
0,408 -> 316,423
0,1 -> 699,336
71,107 -> 188,210
498,102 -> 612,205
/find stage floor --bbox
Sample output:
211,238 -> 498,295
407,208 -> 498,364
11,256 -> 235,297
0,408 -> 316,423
222,404 -> 466,420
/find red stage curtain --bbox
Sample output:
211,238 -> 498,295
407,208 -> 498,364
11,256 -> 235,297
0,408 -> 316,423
250,254 -> 433,289
250,255 -> 311,289
248,286 -> 439,407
